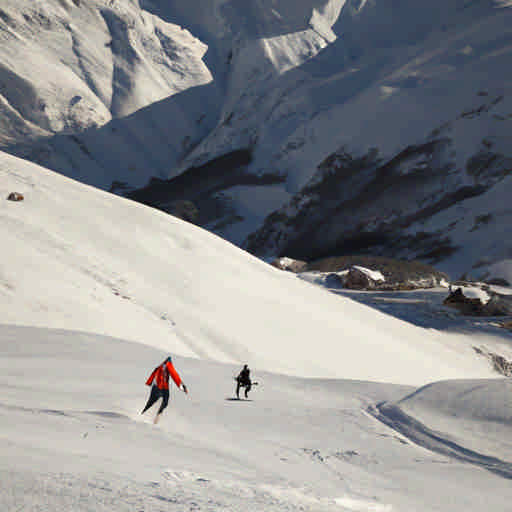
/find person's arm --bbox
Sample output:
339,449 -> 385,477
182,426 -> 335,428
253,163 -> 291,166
166,361 -> 188,393
145,368 -> 158,386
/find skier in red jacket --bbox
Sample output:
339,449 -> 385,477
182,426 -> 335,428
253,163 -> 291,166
141,356 -> 188,419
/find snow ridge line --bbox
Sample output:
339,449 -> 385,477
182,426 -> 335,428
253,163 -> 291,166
368,402 -> 512,480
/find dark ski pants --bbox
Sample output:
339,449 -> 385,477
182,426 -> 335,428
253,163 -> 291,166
236,380 -> 251,398
141,385 -> 169,414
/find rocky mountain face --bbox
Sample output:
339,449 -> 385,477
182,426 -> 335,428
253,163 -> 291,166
1,0 -> 512,281
246,100 -> 512,266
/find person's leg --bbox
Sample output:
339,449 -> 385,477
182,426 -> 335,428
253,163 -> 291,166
157,389 -> 170,414
244,382 -> 251,398
141,386 -> 161,414
236,380 -> 241,399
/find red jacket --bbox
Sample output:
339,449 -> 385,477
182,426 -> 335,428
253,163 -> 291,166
146,360 -> 183,390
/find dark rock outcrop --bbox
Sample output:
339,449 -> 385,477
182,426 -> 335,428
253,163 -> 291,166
444,287 -> 512,316
271,257 -> 308,273
344,267 -> 382,290
245,136 -> 511,268
306,255 -> 448,290
7,192 -> 24,201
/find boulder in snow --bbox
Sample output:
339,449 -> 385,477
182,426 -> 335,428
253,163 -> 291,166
7,192 -> 24,201
443,287 -> 488,315
444,287 -> 512,316
344,266 -> 385,290
271,257 -> 308,273
305,255 -> 448,290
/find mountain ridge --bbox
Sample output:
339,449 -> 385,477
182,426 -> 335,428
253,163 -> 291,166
1,0 -> 511,280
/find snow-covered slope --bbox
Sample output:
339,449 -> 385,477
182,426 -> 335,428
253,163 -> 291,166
240,0 -> 512,276
0,0 -> 214,187
380,378 -> 512,463
4,5 -> 512,505
0,0 -> 338,189
2,325 -> 512,511
3,113 -> 512,509
2,149 -> 511,385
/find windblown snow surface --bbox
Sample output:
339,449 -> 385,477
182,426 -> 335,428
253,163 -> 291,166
2,152 -> 512,510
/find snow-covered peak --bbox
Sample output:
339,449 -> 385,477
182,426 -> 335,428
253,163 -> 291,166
0,0 -> 212,135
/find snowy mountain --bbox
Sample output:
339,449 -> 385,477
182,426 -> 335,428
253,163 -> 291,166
1,0 -> 512,281
4,149 -> 508,383
3,149 -> 512,510
4,4 -> 512,508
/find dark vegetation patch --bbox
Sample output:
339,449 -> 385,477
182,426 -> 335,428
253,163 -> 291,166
127,149 -> 284,228
486,277 -> 510,287
401,185 -> 487,227
306,254 -> 449,288
246,139 -> 467,262
128,149 -> 254,205
109,180 -> 131,194
415,238 -> 459,264
387,231 -> 459,265
282,231 -> 393,262
247,133 -> 511,269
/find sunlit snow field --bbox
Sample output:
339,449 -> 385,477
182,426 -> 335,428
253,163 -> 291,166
1,0 -> 512,509
2,151 -> 512,510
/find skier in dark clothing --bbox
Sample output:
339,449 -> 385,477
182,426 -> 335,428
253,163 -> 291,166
236,364 -> 251,399
141,356 -> 188,421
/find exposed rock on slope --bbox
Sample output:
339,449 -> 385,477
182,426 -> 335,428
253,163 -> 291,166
297,255 -> 449,290
245,123 -> 512,270
443,286 -> 512,316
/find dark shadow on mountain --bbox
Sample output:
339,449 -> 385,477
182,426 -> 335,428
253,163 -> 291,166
372,401 -> 512,480
100,9 -> 141,118
2,80 -> 222,191
331,287 -> 512,337
140,0 -> 337,40
127,148 -> 285,226
245,138 -> 494,264
128,148 -> 254,204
